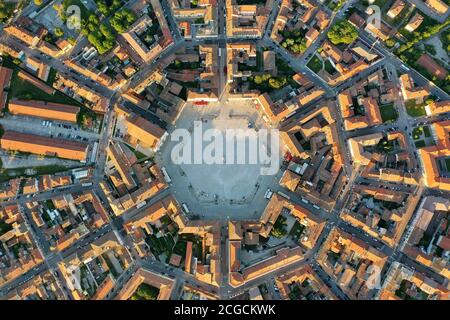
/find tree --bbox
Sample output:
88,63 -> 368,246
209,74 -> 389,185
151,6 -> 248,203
0,1 -> 13,22
131,284 -> 159,300
253,74 -> 271,84
110,9 -> 137,33
53,4 -> 66,21
97,0 -> 110,16
0,10 -> 7,20
54,27 -> 64,37
268,77 -> 287,89
34,0 -> 44,5
327,20 -> 358,45
385,39 -> 396,48
270,216 -> 288,239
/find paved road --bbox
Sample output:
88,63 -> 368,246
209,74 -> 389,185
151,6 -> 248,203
1,0 -> 449,301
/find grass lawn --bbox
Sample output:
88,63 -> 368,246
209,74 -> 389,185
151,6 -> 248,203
405,99 -> 427,117
379,104 -> 398,123
0,165 -> 72,183
172,239 -> 187,256
307,55 -> 323,73
324,59 -> 336,74
326,0 -> 345,11
414,140 -> 426,148
102,254 -> 119,278
289,220 -> 305,242
126,145 -> 148,161
46,68 -> 57,86
63,0 -> 91,20
445,158 -> 450,171
412,126 -> 423,139
9,70 -> 83,106
423,126 -> 431,138
373,0 -> 389,9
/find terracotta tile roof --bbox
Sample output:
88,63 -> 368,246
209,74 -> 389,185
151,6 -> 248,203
417,54 -> 449,80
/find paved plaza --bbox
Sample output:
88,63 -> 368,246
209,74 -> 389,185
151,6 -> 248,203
157,100 -> 284,220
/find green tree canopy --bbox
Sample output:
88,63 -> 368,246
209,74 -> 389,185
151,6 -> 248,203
54,27 -> 64,37
327,20 -> 358,45
110,9 -> 137,33
130,284 -> 159,300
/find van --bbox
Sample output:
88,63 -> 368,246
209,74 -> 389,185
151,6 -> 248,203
313,204 -> 321,210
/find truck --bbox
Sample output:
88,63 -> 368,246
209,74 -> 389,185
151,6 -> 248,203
82,182 -> 93,187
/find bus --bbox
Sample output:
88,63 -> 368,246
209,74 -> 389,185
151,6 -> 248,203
182,203 -> 190,214
161,167 -> 172,183
277,191 -> 290,200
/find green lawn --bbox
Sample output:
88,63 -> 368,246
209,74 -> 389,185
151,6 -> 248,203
412,127 -> 422,139
9,70 -> 82,106
102,254 -> 119,278
379,104 -> 399,123
324,60 -> 336,74
46,68 -> 57,86
405,99 -> 427,117
289,220 -> 305,242
168,60 -> 201,70
126,145 -> 148,161
326,0 -> 345,11
413,126 -> 432,139
373,0 -> 389,9
0,219 -> 13,236
445,158 -> 450,171
414,140 -> 426,148
63,0 -> 91,20
0,165 -> 72,183
130,283 -> 159,300
307,55 -> 323,73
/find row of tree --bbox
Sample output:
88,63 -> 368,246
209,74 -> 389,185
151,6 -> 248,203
396,19 -> 450,54
252,73 -> 288,90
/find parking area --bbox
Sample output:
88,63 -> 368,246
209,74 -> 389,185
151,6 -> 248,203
157,100 -> 284,221
0,115 -> 100,143
0,150 -> 80,170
